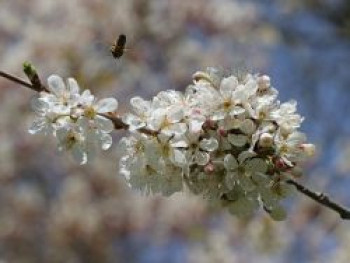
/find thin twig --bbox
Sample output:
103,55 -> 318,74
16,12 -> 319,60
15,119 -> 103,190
98,113 -> 128,130
0,70 -> 34,90
286,179 -> 350,219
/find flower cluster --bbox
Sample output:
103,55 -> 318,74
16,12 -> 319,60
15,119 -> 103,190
29,75 -> 118,164
119,68 -> 315,220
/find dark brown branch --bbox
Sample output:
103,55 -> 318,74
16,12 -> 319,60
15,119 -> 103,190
0,70 -> 35,90
98,113 -> 128,130
286,179 -> 350,220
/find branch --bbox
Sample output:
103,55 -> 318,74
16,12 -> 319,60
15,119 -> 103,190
0,70 -> 35,90
286,178 -> 350,220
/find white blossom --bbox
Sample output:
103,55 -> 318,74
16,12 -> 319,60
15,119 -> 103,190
29,75 -> 118,163
118,67 -> 315,220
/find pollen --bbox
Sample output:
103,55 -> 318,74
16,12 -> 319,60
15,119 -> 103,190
84,106 -> 97,119
223,100 -> 232,109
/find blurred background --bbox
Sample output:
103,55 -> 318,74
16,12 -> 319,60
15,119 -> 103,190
0,0 -> 350,262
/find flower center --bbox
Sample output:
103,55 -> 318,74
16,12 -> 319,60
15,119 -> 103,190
259,111 -> 267,119
223,100 -> 232,110
84,106 -> 97,119
66,132 -> 78,149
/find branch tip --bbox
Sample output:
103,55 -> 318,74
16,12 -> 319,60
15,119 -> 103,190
286,179 -> 350,220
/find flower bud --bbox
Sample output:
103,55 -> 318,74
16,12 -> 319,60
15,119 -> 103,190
300,144 -> 316,157
257,75 -> 271,92
259,133 -> 274,148
204,162 -> 215,174
192,71 -> 213,85
23,61 -> 45,92
275,158 -> 287,170
217,127 -> 227,137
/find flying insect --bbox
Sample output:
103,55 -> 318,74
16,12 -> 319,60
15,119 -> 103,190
110,34 -> 127,59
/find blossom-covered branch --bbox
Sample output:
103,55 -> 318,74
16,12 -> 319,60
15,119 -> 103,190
2,66 -> 349,221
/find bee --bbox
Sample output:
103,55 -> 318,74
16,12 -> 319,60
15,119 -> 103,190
110,34 -> 127,59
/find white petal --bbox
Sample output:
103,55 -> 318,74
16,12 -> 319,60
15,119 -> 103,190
28,118 -> 47,134
228,134 -> 247,147
228,197 -> 257,216
130,96 -> 151,115
287,131 -> 306,146
220,76 -> 238,98
251,172 -> 269,185
80,90 -> 94,105
229,106 -> 246,117
162,123 -> 187,137
169,136 -> 188,148
31,97 -> 48,115
147,108 -> 166,131
47,75 -> 65,97
52,104 -> 70,115
225,172 -> 237,190
145,140 -> 162,165
100,133 -> 113,150
269,205 -> 287,221
199,138 -> 218,152
67,78 -> 80,94
71,144 -> 87,165
211,111 -> 226,121
85,131 -> 98,159
96,98 -> 118,113
260,188 -> 279,208
224,154 -> 238,171
167,107 -> 184,123
56,128 -> 69,143
232,84 -> 247,102
122,113 -> 145,131
244,158 -> 268,174
244,76 -> 258,94
273,183 -> 294,198
238,150 -> 257,163
95,116 -> 114,133
238,173 -> 255,192
223,118 -> 241,130
240,119 -> 256,134
171,149 -> 187,166
77,117 -> 90,131
188,115 -> 205,133
194,151 -> 210,165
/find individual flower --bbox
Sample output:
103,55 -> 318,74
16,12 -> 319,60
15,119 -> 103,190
270,100 -> 304,135
170,133 -> 219,168
56,126 -> 87,165
28,97 -> 59,135
122,96 -> 152,131
77,95 -> 118,151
